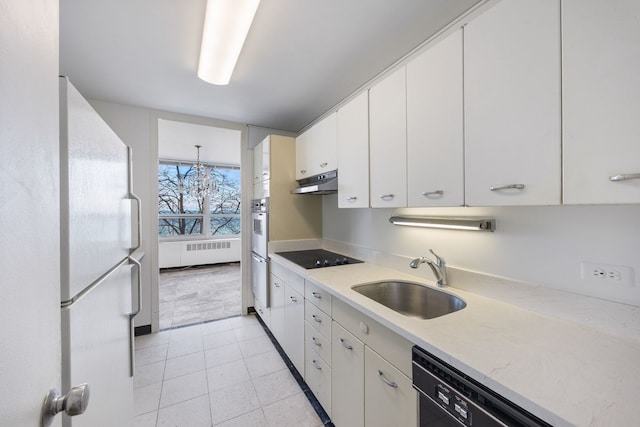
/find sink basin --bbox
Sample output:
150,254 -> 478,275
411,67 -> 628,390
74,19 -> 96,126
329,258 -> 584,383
352,281 -> 466,320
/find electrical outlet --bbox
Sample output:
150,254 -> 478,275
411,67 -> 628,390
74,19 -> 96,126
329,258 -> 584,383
581,262 -> 635,287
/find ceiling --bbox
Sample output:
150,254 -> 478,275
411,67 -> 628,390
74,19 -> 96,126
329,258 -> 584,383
60,0 -> 481,133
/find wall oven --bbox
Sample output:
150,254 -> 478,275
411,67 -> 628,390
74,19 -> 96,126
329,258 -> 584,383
412,346 -> 552,427
251,198 -> 269,308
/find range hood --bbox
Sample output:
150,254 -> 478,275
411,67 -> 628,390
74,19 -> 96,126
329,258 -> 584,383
291,170 -> 338,195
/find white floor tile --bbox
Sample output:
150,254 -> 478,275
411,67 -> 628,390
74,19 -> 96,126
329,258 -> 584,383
169,323 -> 203,342
262,392 -> 323,427
204,342 -> 243,368
160,370 -> 208,408
167,334 -> 204,359
134,382 -> 162,416
207,359 -> 250,392
214,408 -> 268,427
134,360 -> 165,389
135,344 -> 168,367
233,324 -> 266,342
157,395 -> 212,427
135,330 -> 171,350
227,314 -> 259,329
164,351 -> 206,380
245,350 -> 287,379
237,335 -> 274,358
203,329 -> 237,350
134,410 -> 158,427
253,369 -> 300,406
209,380 -> 262,425
202,318 -> 236,336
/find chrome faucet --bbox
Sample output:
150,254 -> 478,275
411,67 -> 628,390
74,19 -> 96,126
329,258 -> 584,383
410,249 -> 448,288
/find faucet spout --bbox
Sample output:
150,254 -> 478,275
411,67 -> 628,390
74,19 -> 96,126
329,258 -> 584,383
408,250 -> 448,287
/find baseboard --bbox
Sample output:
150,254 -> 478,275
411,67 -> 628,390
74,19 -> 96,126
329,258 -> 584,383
134,325 -> 152,336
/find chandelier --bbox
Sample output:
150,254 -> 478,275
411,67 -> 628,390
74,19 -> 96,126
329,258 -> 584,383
179,145 -> 216,199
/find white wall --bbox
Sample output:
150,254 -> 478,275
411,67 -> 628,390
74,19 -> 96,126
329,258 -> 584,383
322,195 -> 640,307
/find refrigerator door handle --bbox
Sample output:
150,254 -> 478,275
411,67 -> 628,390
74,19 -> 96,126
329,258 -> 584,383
127,146 -> 142,252
128,256 -> 142,377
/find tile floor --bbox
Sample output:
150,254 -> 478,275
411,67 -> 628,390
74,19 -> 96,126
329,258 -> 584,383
159,263 -> 241,329
134,314 -> 325,427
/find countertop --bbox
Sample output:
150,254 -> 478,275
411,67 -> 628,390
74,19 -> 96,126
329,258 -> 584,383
269,251 -> 640,427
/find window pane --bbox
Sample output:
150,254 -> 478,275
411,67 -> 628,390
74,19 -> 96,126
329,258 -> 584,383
210,168 -> 241,215
158,218 -> 203,236
158,163 -> 203,215
210,217 -> 240,236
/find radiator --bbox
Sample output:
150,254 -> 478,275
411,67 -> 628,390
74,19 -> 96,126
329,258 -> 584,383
159,238 -> 241,268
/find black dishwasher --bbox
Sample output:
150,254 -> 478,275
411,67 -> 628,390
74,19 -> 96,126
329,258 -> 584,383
412,346 -> 552,427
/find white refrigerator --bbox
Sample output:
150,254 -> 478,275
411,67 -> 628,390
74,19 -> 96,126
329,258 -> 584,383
59,77 -> 141,426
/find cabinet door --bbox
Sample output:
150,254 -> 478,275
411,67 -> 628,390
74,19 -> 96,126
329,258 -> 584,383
295,130 -> 312,180
295,113 -> 338,179
305,345 -> 332,415
260,136 -> 270,182
364,347 -> 417,427
283,284 -> 305,375
407,29 -> 464,207
562,0 -> 640,204
464,0 -> 561,206
369,67 -> 407,208
253,140 -> 264,184
337,91 -> 370,208
331,322 -> 364,427
269,273 -> 285,344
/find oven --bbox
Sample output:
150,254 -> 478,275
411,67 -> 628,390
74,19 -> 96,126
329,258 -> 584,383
412,346 -> 551,427
251,198 -> 269,308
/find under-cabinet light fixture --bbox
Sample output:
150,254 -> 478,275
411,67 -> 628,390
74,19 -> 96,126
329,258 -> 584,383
198,0 -> 260,85
389,216 -> 496,232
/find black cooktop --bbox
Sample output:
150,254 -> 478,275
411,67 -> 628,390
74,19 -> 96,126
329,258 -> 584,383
276,249 -> 363,269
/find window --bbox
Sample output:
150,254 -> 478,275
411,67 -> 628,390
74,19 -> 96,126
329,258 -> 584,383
158,162 -> 241,238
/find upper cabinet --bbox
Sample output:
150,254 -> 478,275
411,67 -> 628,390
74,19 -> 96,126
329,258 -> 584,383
296,112 -> 338,180
252,138 -> 270,185
369,67 -> 407,208
337,92 -> 369,208
406,29 -> 464,207
562,0 -> 640,204
464,0 -> 561,206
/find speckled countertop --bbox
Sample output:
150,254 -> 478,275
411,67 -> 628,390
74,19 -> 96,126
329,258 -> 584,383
269,249 -> 640,427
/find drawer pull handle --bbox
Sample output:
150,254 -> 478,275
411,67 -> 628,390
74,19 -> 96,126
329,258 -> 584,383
274,282 -> 280,288
489,184 -> 525,191
379,194 -> 394,200
312,337 -> 321,347
312,360 -> 322,370
422,190 -> 444,197
377,370 -> 397,388
290,296 -> 298,303
312,292 -> 322,299
347,196 -> 357,202
339,338 -> 353,350
312,314 -> 322,323
320,162 -> 328,168
610,173 -> 640,181
300,169 -> 307,175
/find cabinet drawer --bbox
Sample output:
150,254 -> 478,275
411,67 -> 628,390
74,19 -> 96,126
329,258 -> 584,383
305,280 -> 332,315
271,261 -> 305,295
254,297 -> 270,328
305,345 -> 332,416
332,297 -> 413,377
305,300 -> 332,340
305,321 -> 331,366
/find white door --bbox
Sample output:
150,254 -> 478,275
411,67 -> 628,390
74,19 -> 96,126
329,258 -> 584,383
0,1 -> 62,426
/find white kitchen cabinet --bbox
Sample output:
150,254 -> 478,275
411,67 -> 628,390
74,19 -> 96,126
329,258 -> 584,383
337,91 -> 370,208
331,322 -> 365,427
464,0 -> 561,206
283,283 -> 305,375
369,66 -> 407,208
407,29 -> 464,207
295,112 -> 338,180
562,0 -> 640,204
252,137 -> 270,185
364,347 -> 417,427
269,273 -> 285,343
305,344 -> 332,415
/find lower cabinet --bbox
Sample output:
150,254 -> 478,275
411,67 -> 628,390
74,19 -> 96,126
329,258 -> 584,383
269,273 -> 285,343
283,284 -> 304,374
305,344 -> 332,415
332,322 -> 365,427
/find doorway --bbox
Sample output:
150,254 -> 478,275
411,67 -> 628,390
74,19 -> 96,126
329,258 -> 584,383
156,119 -> 242,329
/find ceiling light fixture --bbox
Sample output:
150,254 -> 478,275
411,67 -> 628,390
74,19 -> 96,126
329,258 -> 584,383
197,0 -> 261,85
389,216 -> 496,232
179,145 -> 216,199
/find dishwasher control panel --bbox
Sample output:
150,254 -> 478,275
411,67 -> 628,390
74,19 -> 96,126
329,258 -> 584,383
434,383 -> 472,426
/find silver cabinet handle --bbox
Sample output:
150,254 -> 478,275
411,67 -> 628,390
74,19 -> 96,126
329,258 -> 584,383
422,190 -> 444,197
41,383 -> 90,427
339,338 -> 353,350
379,194 -> 394,200
320,162 -> 328,168
312,360 -> 322,370
490,184 -> 525,191
290,296 -> 298,302
347,196 -> 358,202
312,314 -> 322,323
312,291 -> 322,299
376,370 -> 397,388
300,169 -> 307,174
254,176 -> 259,180
312,337 -> 321,347
610,173 -> 640,181
262,172 -> 268,176
273,282 -> 280,288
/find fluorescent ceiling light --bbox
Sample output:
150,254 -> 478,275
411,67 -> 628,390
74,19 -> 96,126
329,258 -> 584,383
198,0 -> 260,85
389,216 -> 496,232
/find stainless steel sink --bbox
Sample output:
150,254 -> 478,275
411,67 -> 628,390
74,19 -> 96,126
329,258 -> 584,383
352,281 -> 466,319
